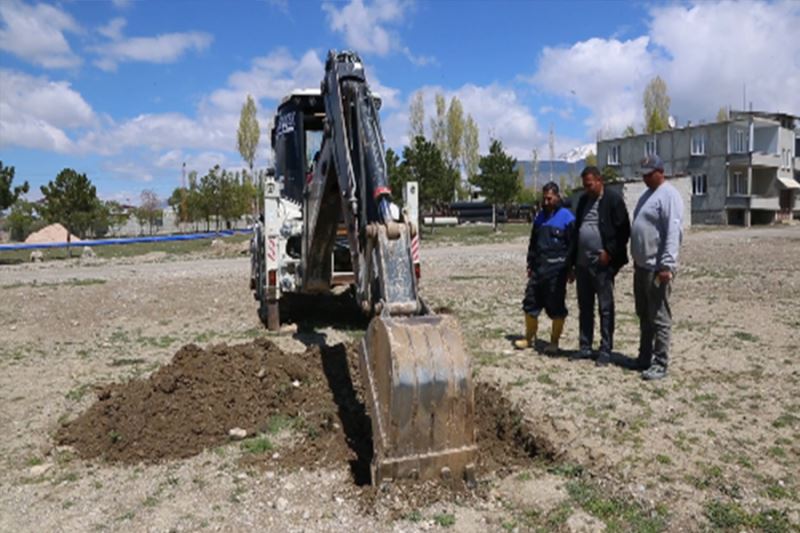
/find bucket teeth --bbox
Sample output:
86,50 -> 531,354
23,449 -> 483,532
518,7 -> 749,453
359,314 -> 476,484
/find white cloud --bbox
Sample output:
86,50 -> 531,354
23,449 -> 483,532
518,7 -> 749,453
533,36 -> 653,137
102,161 -> 155,183
92,22 -> 213,71
0,0 -> 82,68
98,17 -> 126,40
650,0 -> 800,119
0,69 -> 95,153
323,0 -> 433,66
111,0 -> 132,9
531,1 -> 800,138
382,83 -> 543,160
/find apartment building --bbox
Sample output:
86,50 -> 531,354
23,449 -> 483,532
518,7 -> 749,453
597,111 -> 800,226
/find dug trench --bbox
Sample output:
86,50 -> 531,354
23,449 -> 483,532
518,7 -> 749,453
55,337 -> 557,510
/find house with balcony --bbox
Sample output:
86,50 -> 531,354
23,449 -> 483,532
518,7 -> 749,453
598,111 -> 799,226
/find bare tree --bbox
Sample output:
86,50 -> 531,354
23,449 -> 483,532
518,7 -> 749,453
430,93 -> 447,157
409,91 -> 426,140
461,114 -> 480,189
237,94 -> 260,204
644,76 -> 671,134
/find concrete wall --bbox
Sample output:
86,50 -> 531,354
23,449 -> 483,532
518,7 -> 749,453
114,209 -> 249,237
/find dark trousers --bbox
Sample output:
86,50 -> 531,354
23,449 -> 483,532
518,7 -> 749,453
522,271 -> 568,319
634,267 -> 673,368
576,265 -> 615,354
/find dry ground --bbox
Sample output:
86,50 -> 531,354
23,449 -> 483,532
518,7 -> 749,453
1,226 -> 798,532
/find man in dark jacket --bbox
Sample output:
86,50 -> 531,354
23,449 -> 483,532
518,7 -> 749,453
568,166 -> 630,365
514,182 -> 575,354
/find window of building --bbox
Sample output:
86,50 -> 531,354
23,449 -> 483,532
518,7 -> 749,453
730,171 -> 747,195
692,174 -> 707,196
691,132 -> 706,155
645,138 -> 657,157
607,144 -> 620,165
732,129 -> 747,153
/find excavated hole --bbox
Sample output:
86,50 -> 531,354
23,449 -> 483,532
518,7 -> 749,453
56,339 -> 552,508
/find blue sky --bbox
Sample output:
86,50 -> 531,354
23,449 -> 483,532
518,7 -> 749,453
1,0 -> 798,203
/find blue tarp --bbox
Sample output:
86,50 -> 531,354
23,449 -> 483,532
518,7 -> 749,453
0,228 -> 252,252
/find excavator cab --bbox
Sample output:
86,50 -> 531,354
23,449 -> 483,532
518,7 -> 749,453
258,51 -> 477,485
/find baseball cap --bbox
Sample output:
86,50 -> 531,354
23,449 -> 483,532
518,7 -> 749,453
639,154 -> 664,174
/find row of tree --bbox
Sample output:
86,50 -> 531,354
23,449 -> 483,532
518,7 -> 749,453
168,165 -> 259,231
387,92 -> 524,230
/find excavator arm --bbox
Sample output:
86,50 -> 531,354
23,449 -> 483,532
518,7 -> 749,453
285,50 -> 476,484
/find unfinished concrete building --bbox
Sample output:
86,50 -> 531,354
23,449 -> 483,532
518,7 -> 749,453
597,111 -> 800,226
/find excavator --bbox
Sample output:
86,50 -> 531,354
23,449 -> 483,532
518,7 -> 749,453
250,50 -> 476,484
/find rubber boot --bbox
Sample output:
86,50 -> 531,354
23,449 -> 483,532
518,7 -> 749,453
513,314 -> 538,349
544,318 -> 565,354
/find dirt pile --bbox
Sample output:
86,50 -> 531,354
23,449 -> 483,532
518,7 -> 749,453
25,223 -> 81,244
57,339 -> 545,486
56,338 -> 354,465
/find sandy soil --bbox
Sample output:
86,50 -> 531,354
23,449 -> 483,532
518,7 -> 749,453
1,225 -> 798,532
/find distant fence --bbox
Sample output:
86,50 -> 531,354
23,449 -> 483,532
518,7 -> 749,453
0,229 -> 252,252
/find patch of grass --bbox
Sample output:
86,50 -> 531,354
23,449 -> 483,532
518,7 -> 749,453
265,414 -> 296,434
26,457 -> 43,467
240,435 -> 273,454
432,512 -> 456,528
732,330 -> 759,342
773,413 -> 799,429
65,383 -> 91,401
536,373 -> 556,386
768,446 -> 787,459
544,502 -> 573,529
656,454 -> 672,465
404,510 -> 423,522
515,471 -> 533,481
566,479 -> 668,532
422,223 -> 530,246
704,500 -> 793,532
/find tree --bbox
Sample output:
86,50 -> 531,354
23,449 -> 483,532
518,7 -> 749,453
445,97 -> 465,200
237,94 -> 260,209
104,201 -> 129,235
716,106 -> 729,122
585,151 -> 598,167
1,161 -> 29,212
623,125 -> 637,137
461,114 -> 480,191
601,165 -> 619,182
473,139 -> 520,231
400,136 -> 456,229
386,147 -> 410,204
430,93 -> 447,156
644,75 -> 671,134
136,189 -> 161,234
408,91 -> 425,140
40,168 -> 99,253
4,200 -> 43,241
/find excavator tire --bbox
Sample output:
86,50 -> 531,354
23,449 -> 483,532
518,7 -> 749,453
358,313 -> 477,485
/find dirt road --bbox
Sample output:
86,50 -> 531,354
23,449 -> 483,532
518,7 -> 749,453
1,226 -> 798,531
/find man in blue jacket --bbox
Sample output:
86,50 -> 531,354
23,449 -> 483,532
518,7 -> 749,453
514,182 -> 575,354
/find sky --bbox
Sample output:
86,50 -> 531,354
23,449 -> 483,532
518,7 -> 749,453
1,0 -> 798,204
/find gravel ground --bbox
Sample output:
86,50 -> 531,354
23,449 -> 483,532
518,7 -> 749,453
1,225 -> 799,532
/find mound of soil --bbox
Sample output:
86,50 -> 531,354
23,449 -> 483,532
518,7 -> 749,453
57,339 -> 547,488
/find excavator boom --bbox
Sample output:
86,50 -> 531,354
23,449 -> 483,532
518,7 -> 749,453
255,50 -> 476,484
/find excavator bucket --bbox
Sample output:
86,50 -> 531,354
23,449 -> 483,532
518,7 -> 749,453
358,313 -> 477,484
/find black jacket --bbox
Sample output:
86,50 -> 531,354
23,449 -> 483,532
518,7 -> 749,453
569,188 -> 631,272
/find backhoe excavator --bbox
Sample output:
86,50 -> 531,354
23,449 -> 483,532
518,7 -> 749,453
250,50 -> 476,484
